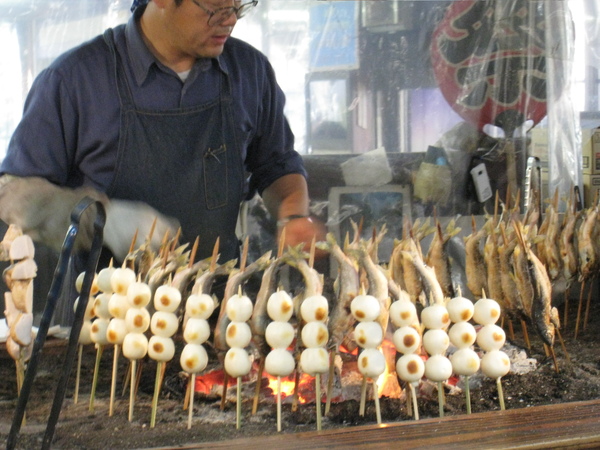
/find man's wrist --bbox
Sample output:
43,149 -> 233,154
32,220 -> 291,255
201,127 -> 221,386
277,214 -> 310,228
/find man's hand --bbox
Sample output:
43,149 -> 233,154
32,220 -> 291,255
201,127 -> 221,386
278,215 -> 327,259
104,199 -> 180,261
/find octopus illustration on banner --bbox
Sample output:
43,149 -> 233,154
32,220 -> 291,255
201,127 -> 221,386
430,0 -> 550,135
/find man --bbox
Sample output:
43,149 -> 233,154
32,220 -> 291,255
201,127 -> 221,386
0,0 -> 323,263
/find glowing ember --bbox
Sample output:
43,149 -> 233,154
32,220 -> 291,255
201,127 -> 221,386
265,373 -> 314,404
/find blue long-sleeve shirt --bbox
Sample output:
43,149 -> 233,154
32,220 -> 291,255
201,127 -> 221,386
2,7 -> 305,197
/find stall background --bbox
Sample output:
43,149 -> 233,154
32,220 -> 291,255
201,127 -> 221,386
0,0 -> 598,317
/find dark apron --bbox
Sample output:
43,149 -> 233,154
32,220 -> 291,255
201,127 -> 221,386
103,29 -> 244,263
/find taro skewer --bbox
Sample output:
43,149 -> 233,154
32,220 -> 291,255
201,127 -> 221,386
299,277 -> 330,430
350,288 -> 386,423
250,230 -> 287,414
447,290 -> 479,415
220,237 -> 249,410
180,289 -> 214,429
149,283 -> 181,427
122,276 -> 152,421
223,285 -> 254,428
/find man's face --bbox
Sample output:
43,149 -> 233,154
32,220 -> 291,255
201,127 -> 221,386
165,0 -> 239,59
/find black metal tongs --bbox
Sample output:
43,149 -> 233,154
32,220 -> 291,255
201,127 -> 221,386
6,197 -> 106,450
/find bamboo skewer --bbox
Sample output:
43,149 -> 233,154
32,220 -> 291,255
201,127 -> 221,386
497,377 -> 506,411
438,381 -> 444,418
373,380 -> 381,425
325,351 -> 335,415
109,344 -> 120,416
583,276 -> 595,332
359,376 -> 367,416
276,376 -> 283,432
409,383 -> 419,420
89,344 -> 104,413
74,344 -> 83,405
291,370 -> 300,412
236,376 -> 242,429
128,359 -> 137,422
315,373 -> 322,431
150,361 -> 166,428
187,374 -> 196,429
563,286 -> 570,330
252,357 -> 265,415
465,376 -> 472,415
574,279 -> 586,339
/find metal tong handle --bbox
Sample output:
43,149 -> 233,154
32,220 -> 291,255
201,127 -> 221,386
7,197 -> 106,450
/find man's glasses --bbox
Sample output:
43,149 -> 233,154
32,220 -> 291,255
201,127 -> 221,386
191,1 -> 258,26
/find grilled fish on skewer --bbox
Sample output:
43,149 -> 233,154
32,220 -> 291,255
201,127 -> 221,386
250,255 -> 289,358
497,223 -> 521,316
540,189 -> 563,281
214,252 -> 272,357
426,219 -> 460,299
484,226 -> 504,310
348,240 -> 391,338
401,240 -> 444,306
316,233 -> 359,352
464,216 -> 488,299
515,222 -> 558,349
559,189 -> 580,285
577,204 -> 599,282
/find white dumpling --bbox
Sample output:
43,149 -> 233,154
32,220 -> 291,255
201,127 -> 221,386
96,266 -> 116,294
224,347 -> 252,378
150,311 -> 179,338
183,318 -> 211,345
73,296 -> 95,321
422,329 -> 450,356
351,294 -> 381,322
300,347 -> 329,375
301,321 -> 329,348
111,267 -> 136,296
148,335 -> 175,362
354,322 -> 383,349
448,321 -> 477,348
75,271 -> 99,296
106,318 -> 128,345
78,320 -> 93,345
357,348 -> 386,379
389,300 -> 418,328
300,295 -> 329,323
476,324 -> 506,351
226,321 -> 252,348
265,321 -> 295,349
396,353 -> 425,383
424,354 -> 453,382
450,347 -> 480,376
265,348 -> 295,377
392,326 -> 421,354
125,307 -> 150,333
108,293 -> 130,319
226,294 -> 254,323
266,291 -> 294,322
185,293 -> 215,319
420,304 -> 450,330
480,350 -> 510,379
90,318 -> 110,345
127,281 -> 152,308
154,285 -> 182,313
122,332 -> 148,360
446,295 -> 474,323
180,343 -> 208,374
473,298 -> 501,325
93,293 -> 112,320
